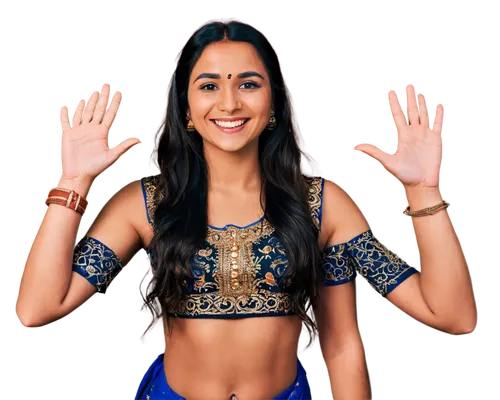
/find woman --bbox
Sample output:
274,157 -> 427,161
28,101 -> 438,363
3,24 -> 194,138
16,20 -> 476,400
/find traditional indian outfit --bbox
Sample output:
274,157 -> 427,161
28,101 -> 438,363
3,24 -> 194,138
70,175 -> 418,399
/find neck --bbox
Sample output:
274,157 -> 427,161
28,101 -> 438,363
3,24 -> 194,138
204,140 -> 261,192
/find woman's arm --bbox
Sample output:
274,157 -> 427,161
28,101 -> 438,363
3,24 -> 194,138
315,179 -> 373,400
389,184 -> 476,334
314,282 -> 371,400
16,179 -> 144,327
323,178 -> 476,335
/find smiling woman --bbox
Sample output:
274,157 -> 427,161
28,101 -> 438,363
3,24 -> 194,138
186,41 -> 272,153
137,21 -> 322,398
17,17 -> 476,400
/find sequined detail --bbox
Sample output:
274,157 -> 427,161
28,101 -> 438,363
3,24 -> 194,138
71,236 -> 124,294
165,217 -> 297,317
206,221 -> 275,297
323,229 -> 418,296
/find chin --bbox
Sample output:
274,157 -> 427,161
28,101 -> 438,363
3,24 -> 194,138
209,138 -> 255,153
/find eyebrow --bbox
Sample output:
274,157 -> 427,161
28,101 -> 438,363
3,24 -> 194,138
193,71 -> 266,82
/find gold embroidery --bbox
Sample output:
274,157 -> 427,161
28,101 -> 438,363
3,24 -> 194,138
206,220 -> 275,298
142,175 -> 163,226
303,176 -> 323,230
345,230 -> 418,297
322,243 -> 357,285
168,290 -> 295,317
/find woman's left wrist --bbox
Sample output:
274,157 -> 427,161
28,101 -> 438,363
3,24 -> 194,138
404,184 -> 443,211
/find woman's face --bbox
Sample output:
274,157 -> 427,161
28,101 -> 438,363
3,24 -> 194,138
187,40 -> 272,153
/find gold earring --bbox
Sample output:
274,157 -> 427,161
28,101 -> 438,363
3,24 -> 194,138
186,115 -> 195,132
266,109 -> 277,130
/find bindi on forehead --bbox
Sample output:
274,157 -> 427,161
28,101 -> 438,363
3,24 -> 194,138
191,42 -> 267,83
193,71 -> 265,83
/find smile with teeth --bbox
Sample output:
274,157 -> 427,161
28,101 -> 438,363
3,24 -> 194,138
213,119 -> 248,128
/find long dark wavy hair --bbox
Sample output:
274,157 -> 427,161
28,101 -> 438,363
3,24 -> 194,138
140,19 -> 324,347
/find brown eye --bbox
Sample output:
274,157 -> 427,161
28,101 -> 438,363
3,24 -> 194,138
240,82 -> 260,89
200,83 -> 217,91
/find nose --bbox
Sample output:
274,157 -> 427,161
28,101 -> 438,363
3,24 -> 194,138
217,86 -> 241,114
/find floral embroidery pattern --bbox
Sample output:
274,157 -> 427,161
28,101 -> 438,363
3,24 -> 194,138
71,236 -> 124,294
322,229 -> 419,296
322,242 -> 357,286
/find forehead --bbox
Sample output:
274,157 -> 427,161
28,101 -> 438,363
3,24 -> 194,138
191,41 -> 267,78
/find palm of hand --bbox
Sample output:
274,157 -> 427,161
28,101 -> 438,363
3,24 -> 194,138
61,123 -> 113,179
355,85 -> 444,189
59,84 -> 140,181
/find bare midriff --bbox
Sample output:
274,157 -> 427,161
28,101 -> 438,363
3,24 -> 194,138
161,315 -> 303,400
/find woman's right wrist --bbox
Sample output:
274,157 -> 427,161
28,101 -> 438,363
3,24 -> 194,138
57,176 -> 94,199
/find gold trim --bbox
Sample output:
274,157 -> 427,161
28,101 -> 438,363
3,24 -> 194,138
169,290 -> 295,317
206,220 -> 275,298
303,176 -> 323,229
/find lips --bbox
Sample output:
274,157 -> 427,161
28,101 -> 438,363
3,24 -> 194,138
211,118 -> 249,128
210,118 -> 250,133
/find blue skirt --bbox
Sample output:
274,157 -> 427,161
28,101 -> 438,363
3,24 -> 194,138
135,353 -> 312,399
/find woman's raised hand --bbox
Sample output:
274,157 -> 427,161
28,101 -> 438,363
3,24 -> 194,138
59,82 -> 142,182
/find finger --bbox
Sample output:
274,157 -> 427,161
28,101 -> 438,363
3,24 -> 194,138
108,138 -> 141,164
353,141 -> 391,164
91,83 -> 110,125
418,94 -> 429,128
82,91 -> 99,123
432,104 -> 444,135
406,85 -> 420,125
72,99 -> 85,127
101,91 -> 122,130
60,106 -> 71,132
353,142 -> 396,179
388,90 -> 407,131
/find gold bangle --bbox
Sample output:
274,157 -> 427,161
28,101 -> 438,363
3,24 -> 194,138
403,200 -> 450,217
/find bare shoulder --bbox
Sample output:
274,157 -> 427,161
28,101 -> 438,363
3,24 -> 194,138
84,175 -> 157,259
320,179 -> 370,248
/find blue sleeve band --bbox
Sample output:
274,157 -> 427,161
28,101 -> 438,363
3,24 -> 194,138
322,229 -> 419,296
321,242 -> 357,286
71,236 -> 124,294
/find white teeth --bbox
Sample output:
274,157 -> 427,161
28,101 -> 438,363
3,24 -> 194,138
213,119 -> 247,128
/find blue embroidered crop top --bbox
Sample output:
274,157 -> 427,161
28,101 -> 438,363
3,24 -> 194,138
71,174 -> 418,319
